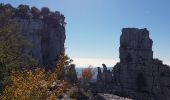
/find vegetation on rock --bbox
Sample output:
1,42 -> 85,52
0,3 -> 37,91
68,86 -> 91,100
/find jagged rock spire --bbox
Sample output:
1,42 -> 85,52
119,28 -> 153,64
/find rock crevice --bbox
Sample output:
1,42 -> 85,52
96,28 -> 170,100
1,4 -> 66,69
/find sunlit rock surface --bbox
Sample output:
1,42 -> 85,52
1,4 -> 66,69
96,28 -> 170,100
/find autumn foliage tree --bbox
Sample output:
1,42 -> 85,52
80,65 -> 95,85
55,52 -> 73,80
0,53 -> 69,100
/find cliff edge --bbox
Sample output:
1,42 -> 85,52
96,28 -> 170,100
0,4 -> 66,69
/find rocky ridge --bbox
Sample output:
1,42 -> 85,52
96,28 -> 170,100
0,4 -> 66,69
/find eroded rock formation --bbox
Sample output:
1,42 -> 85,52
95,93 -> 132,100
96,28 -> 170,100
96,64 -> 113,92
0,4 -> 66,69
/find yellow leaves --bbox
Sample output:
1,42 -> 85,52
55,52 -> 66,80
1,68 -> 68,100
0,54 -> 69,100
27,71 -> 32,77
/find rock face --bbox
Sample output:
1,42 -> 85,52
96,28 -> 170,100
119,28 -> 153,64
1,4 -> 66,69
96,64 -> 113,92
95,93 -> 132,100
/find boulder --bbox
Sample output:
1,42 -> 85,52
41,7 -> 50,15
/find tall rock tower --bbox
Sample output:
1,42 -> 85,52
112,28 -> 170,100
119,28 -> 153,64
1,4 -> 66,69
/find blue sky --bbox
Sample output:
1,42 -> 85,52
1,0 -> 170,67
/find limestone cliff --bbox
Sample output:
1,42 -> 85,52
96,28 -> 170,100
1,4 -> 66,69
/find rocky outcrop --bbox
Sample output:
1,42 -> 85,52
96,64 -> 113,93
65,64 -> 78,84
119,28 -> 153,64
95,93 -> 132,100
1,4 -> 66,69
96,28 -> 170,100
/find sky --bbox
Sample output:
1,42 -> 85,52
1,0 -> 170,67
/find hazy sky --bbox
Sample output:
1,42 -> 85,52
1,0 -> 170,67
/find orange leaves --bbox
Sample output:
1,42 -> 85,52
80,65 -> 95,82
82,68 -> 92,80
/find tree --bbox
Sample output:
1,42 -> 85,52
0,4 -> 37,90
0,53 -> 70,99
65,64 -> 77,84
55,52 -> 73,80
16,4 -> 30,18
0,68 -> 68,99
80,65 -> 95,85
31,6 -> 41,19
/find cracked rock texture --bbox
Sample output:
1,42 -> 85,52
4,4 -> 66,69
97,28 -> 170,100
95,93 -> 132,100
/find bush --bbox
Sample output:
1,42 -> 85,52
0,53 -> 69,99
41,7 -> 50,15
65,64 -> 77,84
68,86 -> 90,100
31,6 -> 40,19
79,65 -> 95,86
0,6 -> 37,91
16,4 -> 30,18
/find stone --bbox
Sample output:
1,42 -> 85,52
95,93 -> 132,100
95,28 -> 170,100
41,7 -> 50,15
97,67 -> 102,83
95,64 -> 114,93
119,28 -> 153,64
66,64 -> 78,84
1,4 -> 66,70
